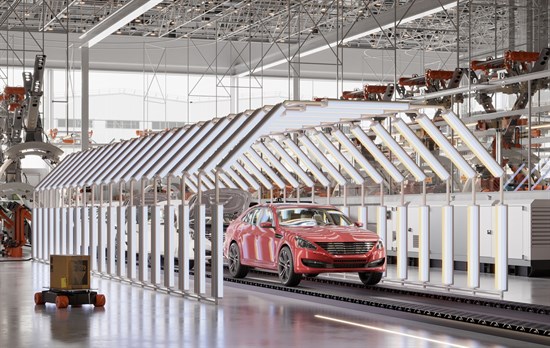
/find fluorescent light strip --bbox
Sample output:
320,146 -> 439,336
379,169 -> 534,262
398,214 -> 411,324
331,129 -> 383,184
282,138 -> 331,187
80,0 -> 164,48
254,142 -> 300,188
240,2 -> 458,76
442,111 -> 504,178
205,171 -> 226,189
531,123 -> 550,129
392,118 -> 450,181
184,175 -> 198,193
232,162 -> 261,190
350,126 -> 404,183
224,167 -> 249,191
266,139 -> 315,187
416,114 -> 477,179
237,58 -> 289,78
200,173 -> 215,190
246,150 -> 286,189
298,134 -> 347,186
315,315 -> 469,348
369,122 -> 426,182
314,131 -> 365,185
217,171 -> 238,189
239,156 -> 274,190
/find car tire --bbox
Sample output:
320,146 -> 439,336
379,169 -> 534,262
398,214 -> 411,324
278,246 -> 301,287
228,242 -> 248,278
358,271 -> 383,286
189,260 -> 195,270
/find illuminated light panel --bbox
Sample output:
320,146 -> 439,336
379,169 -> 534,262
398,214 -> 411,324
315,315 -> 469,348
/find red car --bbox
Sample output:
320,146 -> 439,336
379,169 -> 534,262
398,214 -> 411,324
223,203 -> 386,287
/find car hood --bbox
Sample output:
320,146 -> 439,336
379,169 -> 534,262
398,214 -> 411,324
282,226 -> 379,242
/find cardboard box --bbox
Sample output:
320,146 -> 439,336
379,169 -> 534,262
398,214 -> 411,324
50,255 -> 91,290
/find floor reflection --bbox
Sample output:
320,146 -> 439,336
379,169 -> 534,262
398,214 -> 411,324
0,261 -> 545,347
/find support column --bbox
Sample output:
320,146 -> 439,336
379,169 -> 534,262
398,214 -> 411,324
81,45 -> 90,150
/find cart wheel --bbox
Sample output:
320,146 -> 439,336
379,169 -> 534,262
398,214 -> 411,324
94,294 -> 106,307
34,292 -> 45,305
55,295 -> 69,309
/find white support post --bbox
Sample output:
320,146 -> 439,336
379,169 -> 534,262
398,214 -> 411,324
53,197 -> 65,255
60,205 -> 67,254
74,206 -> 81,256
495,204 -> 508,291
138,204 -> 148,283
467,205 -> 480,288
42,203 -> 47,260
32,192 -> 38,260
418,205 -> 430,283
151,205 -> 161,285
48,204 -> 54,258
66,188 -> 73,255
54,205 -> 60,254
179,202 -> 190,292
164,204 -> 175,288
98,186 -> 106,273
127,205 -> 137,280
89,186 -> 97,271
194,204 -> 206,295
396,206 -> 408,280
376,206 -> 387,247
212,170 -> 224,299
358,206 -> 368,230
116,204 -> 126,278
81,189 -> 89,256
441,205 -> 454,286
107,202 -> 116,275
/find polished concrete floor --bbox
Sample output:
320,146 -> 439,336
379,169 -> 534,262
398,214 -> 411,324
1,259 -> 549,348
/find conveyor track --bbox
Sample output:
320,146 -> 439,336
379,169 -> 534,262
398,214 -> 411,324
216,269 -> 550,339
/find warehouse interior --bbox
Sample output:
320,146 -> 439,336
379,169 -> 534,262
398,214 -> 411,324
1,0 -> 550,346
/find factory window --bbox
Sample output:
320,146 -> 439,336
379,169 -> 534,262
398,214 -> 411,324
151,121 -> 187,129
105,120 -> 140,129
56,119 -> 93,128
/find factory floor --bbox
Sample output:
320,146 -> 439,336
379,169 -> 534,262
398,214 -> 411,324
1,259 -> 549,348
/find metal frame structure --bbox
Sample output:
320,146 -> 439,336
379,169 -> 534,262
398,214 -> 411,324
34,100 -> 506,302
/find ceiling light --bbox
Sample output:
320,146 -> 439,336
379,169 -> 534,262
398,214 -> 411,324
238,1 -> 458,77
80,0 -> 164,48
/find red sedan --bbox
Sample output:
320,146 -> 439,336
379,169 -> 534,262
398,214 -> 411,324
223,203 -> 386,287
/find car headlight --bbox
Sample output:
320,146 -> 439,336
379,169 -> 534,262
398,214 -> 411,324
376,239 -> 384,250
295,236 -> 317,250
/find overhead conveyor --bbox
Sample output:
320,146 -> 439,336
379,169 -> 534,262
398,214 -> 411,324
34,99 -> 508,302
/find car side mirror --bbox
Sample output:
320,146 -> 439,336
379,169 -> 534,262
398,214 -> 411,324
354,221 -> 363,227
260,221 -> 273,228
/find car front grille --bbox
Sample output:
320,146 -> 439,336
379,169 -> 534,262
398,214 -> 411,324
315,242 -> 375,255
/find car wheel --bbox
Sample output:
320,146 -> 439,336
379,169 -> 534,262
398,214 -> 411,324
228,242 -> 248,278
189,259 -> 195,270
278,246 -> 301,287
358,271 -> 383,286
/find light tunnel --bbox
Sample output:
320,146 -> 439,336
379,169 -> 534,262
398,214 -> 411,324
33,100 -> 506,301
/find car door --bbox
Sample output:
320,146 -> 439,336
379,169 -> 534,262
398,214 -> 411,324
239,208 -> 260,264
254,207 -> 280,268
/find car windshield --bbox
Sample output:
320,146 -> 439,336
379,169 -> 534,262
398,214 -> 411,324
276,208 -> 353,227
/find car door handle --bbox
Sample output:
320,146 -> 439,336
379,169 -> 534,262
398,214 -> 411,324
275,233 -> 283,239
